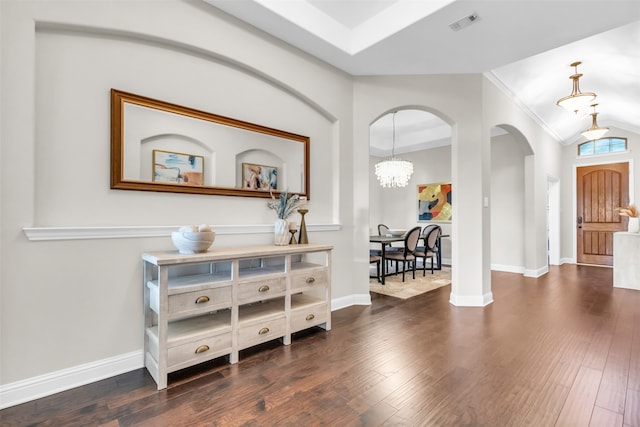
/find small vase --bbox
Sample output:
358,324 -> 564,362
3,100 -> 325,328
628,217 -> 639,233
274,219 -> 289,245
298,209 -> 309,244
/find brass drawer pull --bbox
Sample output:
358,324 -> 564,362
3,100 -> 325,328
306,277 -> 315,284
195,296 -> 210,304
195,345 -> 210,354
306,314 -> 315,321
258,285 -> 270,292
258,327 -> 270,335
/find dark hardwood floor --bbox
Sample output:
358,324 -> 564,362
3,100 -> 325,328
2,264 -> 639,426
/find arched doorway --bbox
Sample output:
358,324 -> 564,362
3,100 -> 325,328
369,108 -> 453,273
490,124 -> 536,274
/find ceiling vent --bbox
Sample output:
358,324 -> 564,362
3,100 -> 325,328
449,12 -> 479,31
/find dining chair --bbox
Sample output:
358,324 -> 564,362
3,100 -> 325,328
369,254 -> 382,282
385,226 -> 421,281
415,225 -> 441,275
369,224 -> 388,257
378,223 -> 403,251
375,223 -> 403,273
415,224 -> 437,263
378,224 -> 390,236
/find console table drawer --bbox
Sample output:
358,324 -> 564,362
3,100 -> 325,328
291,302 -> 327,332
238,316 -> 286,349
238,277 -> 286,303
168,332 -> 231,369
160,286 -> 231,317
291,269 -> 328,291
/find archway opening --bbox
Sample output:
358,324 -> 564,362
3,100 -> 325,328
369,108 -> 453,278
490,124 -> 535,274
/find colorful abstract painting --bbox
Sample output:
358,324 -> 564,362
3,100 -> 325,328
418,182 -> 452,221
153,150 -> 204,185
242,163 -> 277,191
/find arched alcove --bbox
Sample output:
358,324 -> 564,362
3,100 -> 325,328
490,124 -> 536,274
139,133 -> 214,184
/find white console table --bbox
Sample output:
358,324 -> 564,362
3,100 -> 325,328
613,232 -> 640,290
142,243 -> 333,389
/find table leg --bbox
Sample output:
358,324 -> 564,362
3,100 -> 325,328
381,243 -> 387,284
435,236 -> 442,270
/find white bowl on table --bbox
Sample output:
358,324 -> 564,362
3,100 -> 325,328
388,229 -> 406,237
171,231 -> 216,254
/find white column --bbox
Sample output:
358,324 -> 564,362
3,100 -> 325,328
449,119 -> 493,307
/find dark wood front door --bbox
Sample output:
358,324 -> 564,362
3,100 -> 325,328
576,162 -> 629,266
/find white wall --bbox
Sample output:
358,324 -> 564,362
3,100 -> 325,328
560,127 -> 640,263
490,133 -> 528,272
0,0 -> 357,406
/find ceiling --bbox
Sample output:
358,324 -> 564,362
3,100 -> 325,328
205,0 -> 640,154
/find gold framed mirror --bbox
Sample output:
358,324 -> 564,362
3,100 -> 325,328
111,89 -> 310,198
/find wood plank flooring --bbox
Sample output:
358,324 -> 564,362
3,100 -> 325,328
2,264 -> 640,426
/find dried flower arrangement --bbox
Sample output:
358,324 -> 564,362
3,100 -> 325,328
617,204 -> 638,218
268,190 -> 301,219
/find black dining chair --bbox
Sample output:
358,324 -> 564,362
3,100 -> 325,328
415,225 -> 441,275
369,224 -> 389,257
378,223 -> 403,251
385,226 -> 421,281
415,224 -> 438,261
372,224 -> 401,271
369,254 -> 382,282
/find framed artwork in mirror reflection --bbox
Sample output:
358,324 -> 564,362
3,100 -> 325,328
153,150 -> 204,186
242,163 -> 277,191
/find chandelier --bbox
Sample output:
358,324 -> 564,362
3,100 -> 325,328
581,104 -> 609,140
375,112 -> 414,188
556,61 -> 596,114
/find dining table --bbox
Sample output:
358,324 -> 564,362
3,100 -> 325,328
370,233 -> 449,284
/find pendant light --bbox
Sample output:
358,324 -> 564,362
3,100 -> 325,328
581,104 -> 609,140
375,111 -> 414,188
556,61 -> 597,114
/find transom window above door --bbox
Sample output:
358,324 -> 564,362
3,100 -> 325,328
578,137 -> 627,156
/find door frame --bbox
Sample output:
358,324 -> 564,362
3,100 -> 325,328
547,176 -> 560,266
572,158 -> 634,264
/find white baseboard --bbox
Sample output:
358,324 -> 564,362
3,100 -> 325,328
490,264 -> 550,277
491,263 -> 525,274
1,293 -> 370,409
449,291 -> 494,307
524,265 -> 549,278
332,293 -> 371,311
560,257 -> 575,265
0,350 -> 143,410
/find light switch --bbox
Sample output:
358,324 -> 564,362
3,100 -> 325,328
483,197 -> 489,208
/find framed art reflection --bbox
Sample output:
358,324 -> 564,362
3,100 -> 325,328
153,150 -> 204,185
242,163 -> 277,191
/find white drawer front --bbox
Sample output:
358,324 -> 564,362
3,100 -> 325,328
238,317 -> 286,349
163,286 -> 232,317
167,332 -> 232,369
237,277 -> 286,303
291,303 -> 328,333
291,269 -> 328,291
